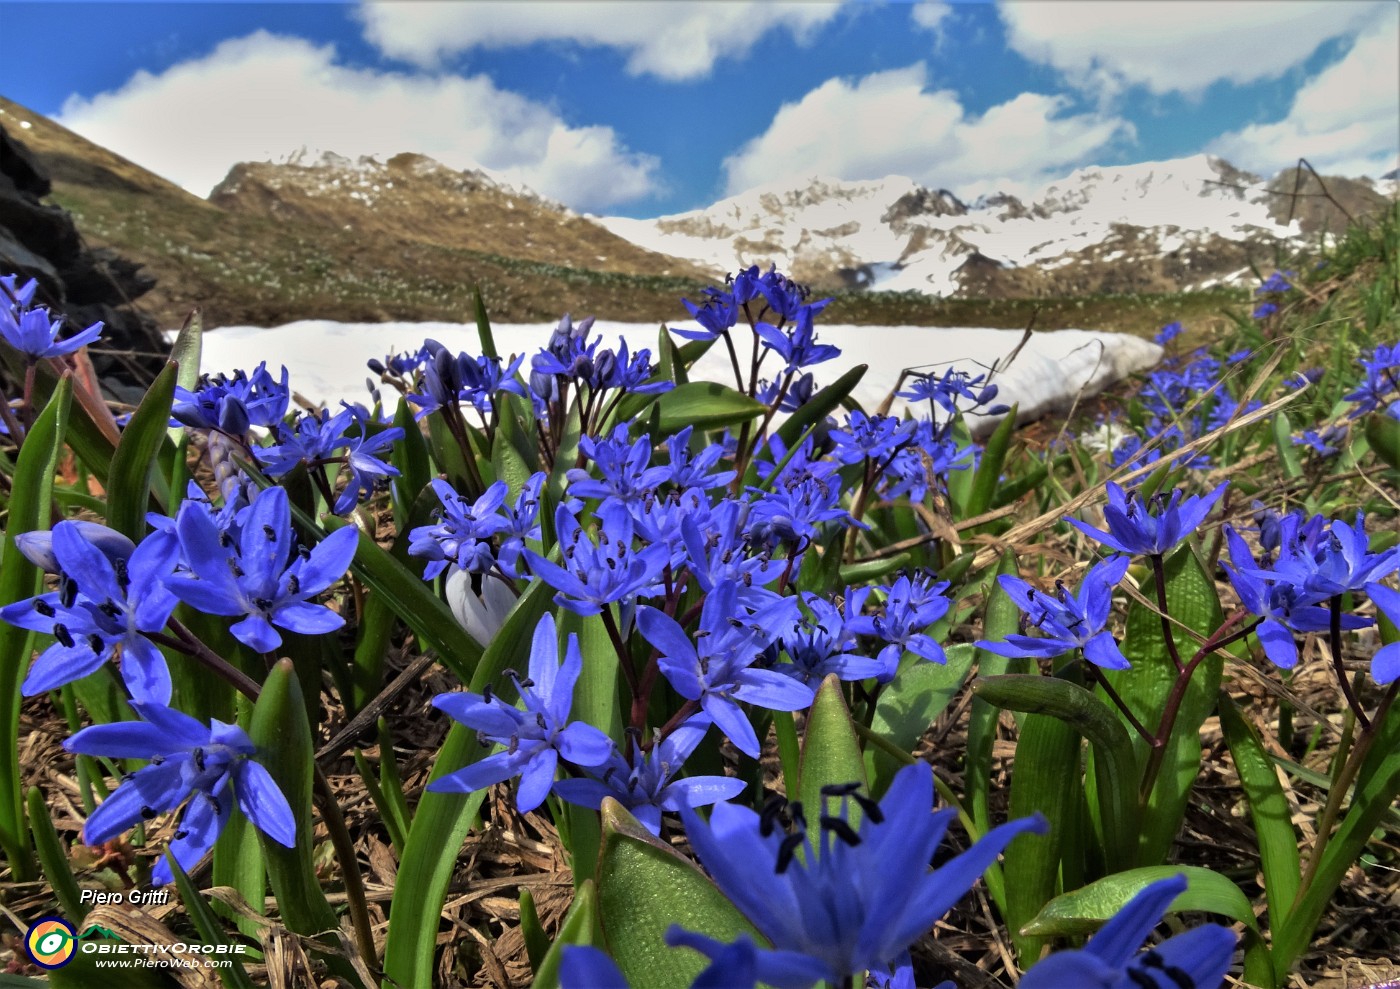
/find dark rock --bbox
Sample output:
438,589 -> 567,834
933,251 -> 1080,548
0,126 -> 50,198
0,123 -> 165,399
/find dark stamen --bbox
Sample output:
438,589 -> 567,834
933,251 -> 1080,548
34,600 -> 56,617
851,793 -> 884,824
774,832 -> 805,874
759,796 -> 788,837
820,816 -> 862,846
53,623 -> 74,648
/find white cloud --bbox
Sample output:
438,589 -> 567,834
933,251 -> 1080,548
722,64 -> 1131,196
56,31 -> 660,210
999,0 -> 1384,97
910,1 -> 953,34
1211,8 -> 1400,178
356,1 -> 844,81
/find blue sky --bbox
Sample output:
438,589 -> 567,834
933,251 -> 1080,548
2,1 -> 1396,216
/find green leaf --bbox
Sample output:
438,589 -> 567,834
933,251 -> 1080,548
973,674 -> 1139,871
382,580 -> 552,989
473,286 -> 499,359
1366,412 -> 1400,471
597,800 -> 758,989
1273,411 -> 1304,478
964,404 -> 1018,520
1219,694 -> 1299,937
247,659 -> 339,939
529,880 -> 598,989
519,887 -> 551,979
966,552 -> 1032,915
28,786 -> 86,921
838,552 -> 911,586
1004,711 -> 1083,965
165,853 -> 258,989
866,643 -> 975,794
108,358 -> 177,535
1101,546 -> 1224,866
389,398 -> 431,528
0,376 -> 70,880
774,363 -> 867,452
1276,693 -> 1400,972
166,308 -> 202,443
800,675 -> 868,839
1022,865 -> 1259,937
652,380 -> 765,434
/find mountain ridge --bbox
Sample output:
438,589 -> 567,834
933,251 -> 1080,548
599,155 -> 1395,297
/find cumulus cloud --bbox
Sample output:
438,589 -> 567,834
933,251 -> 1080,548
56,31 -> 660,210
356,1 -> 843,81
999,0 -> 1384,97
1210,8 -> 1400,178
722,64 -> 1131,197
910,1 -> 953,34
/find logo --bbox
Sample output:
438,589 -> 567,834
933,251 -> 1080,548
24,916 -> 77,969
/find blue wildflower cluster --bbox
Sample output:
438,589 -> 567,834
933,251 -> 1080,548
1222,509 -> 1400,676
1095,326 -> 1260,470
12,248 -> 1400,989
1252,269 -> 1294,320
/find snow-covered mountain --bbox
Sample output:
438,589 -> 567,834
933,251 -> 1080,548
600,155 -> 1396,297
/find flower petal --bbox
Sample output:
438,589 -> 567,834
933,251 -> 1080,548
232,759 -> 296,847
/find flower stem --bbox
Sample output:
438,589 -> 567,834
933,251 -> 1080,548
1293,679 -> 1399,911
1086,663 -> 1157,745
600,606 -> 640,706
1330,595 -> 1370,730
1150,553 -> 1184,673
1138,610 -> 1257,805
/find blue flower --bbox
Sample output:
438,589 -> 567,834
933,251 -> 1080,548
523,503 -> 670,616
1343,342 -> 1399,418
746,473 -> 853,552
171,363 -> 290,433
898,367 -> 1007,419
1365,582 -> 1400,684
0,290 -> 103,360
1223,524 -> 1374,670
1067,481 -> 1227,557
638,581 -> 808,758
64,702 -> 294,885
165,486 -> 358,653
428,612 -> 613,812
676,760 -> 1046,985
1256,270 -> 1294,295
568,425 -> 670,504
552,715 -> 744,834
258,405 -> 403,514
1019,875 -> 1235,989
753,305 -> 840,376
408,479 -> 509,579
845,573 -> 951,679
408,341 -> 528,418
680,502 -> 787,608
1266,512 -> 1400,599
497,472 -> 546,578
773,591 -> 885,686
665,427 -> 736,492
1252,302 -> 1278,319
1153,321 -> 1184,345
828,411 -> 916,466
0,523 -> 178,703
978,556 -> 1132,669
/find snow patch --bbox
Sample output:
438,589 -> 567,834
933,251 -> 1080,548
191,320 -> 1162,438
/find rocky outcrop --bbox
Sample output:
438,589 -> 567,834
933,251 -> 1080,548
0,124 -> 165,402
